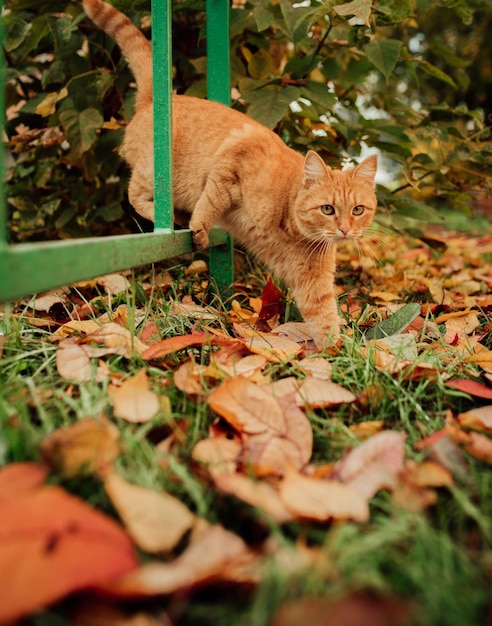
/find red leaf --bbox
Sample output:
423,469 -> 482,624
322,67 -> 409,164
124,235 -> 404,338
258,277 -> 285,321
0,486 -> 138,623
446,378 -> 492,399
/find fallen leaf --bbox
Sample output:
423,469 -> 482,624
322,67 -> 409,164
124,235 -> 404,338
192,437 -> 242,476
41,417 -> 120,477
141,332 -> 209,360
104,473 -> 196,553
213,473 -> 293,523
458,405 -> 492,433
100,521 -> 248,597
279,468 -> 369,523
174,360 -> 208,396
413,460 -> 453,487
0,486 -> 137,623
465,346 -> 492,372
0,463 -> 48,501
56,338 -> 94,382
97,273 -> 131,295
258,277 -> 285,321
27,289 -> 68,312
295,376 -> 356,408
271,321 -> 315,344
88,323 -> 148,357
296,356 -> 332,380
336,431 -> 406,498
271,593 -> 411,626
111,370 -> 160,423
446,379 -> 492,399
348,420 -> 385,440
208,376 -> 285,434
234,325 -> 302,362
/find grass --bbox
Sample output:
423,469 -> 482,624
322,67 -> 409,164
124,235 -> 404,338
1,228 -> 492,625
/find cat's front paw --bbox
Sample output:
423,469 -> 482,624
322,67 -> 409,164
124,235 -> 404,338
191,228 -> 209,250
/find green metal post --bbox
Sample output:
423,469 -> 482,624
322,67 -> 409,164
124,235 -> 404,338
206,0 -> 234,296
152,0 -> 174,232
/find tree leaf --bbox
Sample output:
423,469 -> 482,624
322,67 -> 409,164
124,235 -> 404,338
59,107 -> 104,156
334,0 -> 373,27
247,86 -> 300,129
365,39 -> 402,81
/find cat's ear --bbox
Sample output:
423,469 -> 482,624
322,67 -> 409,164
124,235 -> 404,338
303,150 -> 328,188
352,154 -> 378,185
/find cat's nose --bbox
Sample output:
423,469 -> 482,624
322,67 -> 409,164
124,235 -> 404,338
338,227 -> 350,236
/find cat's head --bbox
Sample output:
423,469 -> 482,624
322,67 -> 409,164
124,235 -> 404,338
294,151 -> 378,242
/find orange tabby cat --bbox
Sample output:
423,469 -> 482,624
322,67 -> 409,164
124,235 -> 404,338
82,0 -> 378,347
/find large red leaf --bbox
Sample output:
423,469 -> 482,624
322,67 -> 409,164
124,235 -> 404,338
0,486 -> 138,623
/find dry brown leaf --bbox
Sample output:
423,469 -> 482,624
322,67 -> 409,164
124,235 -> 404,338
295,376 -> 356,408
192,437 -> 242,476
54,319 -> 101,338
465,346 -> 492,372
56,339 -> 97,382
208,376 -> 285,434
173,360 -> 208,396
271,322 -> 314,343
97,273 -> 131,295
296,356 -> 332,380
212,353 -> 268,379
100,520 -> 248,597
348,420 -> 385,440
234,325 -> 302,362
111,370 -> 160,423
141,332 -> 209,360
88,323 -> 148,358
41,417 -> 120,478
271,593 -> 411,626
413,460 -> 453,487
27,289 -> 68,312
104,472 -> 196,553
213,473 -> 293,523
279,468 -> 369,522
458,404 -> 492,432
336,431 -> 406,498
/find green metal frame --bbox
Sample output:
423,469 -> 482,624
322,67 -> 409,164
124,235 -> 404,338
0,0 -> 233,303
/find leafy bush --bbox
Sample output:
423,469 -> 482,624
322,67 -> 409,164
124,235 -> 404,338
3,0 -> 492,242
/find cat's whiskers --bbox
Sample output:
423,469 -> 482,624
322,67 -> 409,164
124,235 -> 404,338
357,237 -> 384,267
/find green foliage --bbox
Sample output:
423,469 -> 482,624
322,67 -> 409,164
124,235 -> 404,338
3,0 -> 491,242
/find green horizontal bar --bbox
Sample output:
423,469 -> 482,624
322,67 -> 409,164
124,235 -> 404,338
0,228 -> 228,302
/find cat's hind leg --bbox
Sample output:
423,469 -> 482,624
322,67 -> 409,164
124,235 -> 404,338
189,163 -> 238,249
128,174 -> 154,222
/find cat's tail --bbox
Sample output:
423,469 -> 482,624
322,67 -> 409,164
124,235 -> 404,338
83,0 -> 152,109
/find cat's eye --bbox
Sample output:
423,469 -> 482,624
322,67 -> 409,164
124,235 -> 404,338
320,204 -> 335,215
352,205 -> 365,216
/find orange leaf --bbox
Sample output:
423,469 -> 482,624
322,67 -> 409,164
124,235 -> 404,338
141,332 -> 208,360
279,468 -> 369,522
111,370 -> 160,423
208,376 -> 285,434
458,405 -> 492,433
213,473 -> 293,523
100,521 -> 248,597
0,486 -> 137,623
41,417 -> 120,478
104,473 -> 195,553
0,463 -> 48,501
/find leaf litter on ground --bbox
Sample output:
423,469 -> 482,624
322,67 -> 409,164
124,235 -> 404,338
1,229 -> 492,623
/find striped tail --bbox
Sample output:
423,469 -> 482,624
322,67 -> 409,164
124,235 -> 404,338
83,0 -> 152,109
